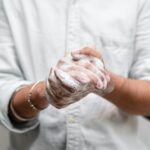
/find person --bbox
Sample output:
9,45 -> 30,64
0,0 -> 150,149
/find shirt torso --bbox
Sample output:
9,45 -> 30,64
2,0 -> 149,149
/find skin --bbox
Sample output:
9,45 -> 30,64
46,50 -> 109,108
9,48 -> 150,123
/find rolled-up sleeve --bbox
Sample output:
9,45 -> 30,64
129,0 -> 150,80
0,0 -> 39,133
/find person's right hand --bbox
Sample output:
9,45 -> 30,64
46,62 -> 98,108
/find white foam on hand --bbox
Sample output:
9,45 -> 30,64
46,49 -> 111,108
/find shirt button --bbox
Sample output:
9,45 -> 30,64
68,116 -> 76,124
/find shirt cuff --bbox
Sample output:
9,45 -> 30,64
0,81 -> 39,133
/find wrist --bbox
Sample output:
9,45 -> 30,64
9,85 -> 38,123
9,81 -> 50,123
103,71 -> 115,94
31,81 -> 49,110
103,72 -> 126,99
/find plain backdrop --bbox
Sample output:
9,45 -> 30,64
0,117 -> 150,150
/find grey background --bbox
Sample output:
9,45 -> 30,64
0,117 -> 150,150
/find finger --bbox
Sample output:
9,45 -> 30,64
89,57 -> 105,69
55,68 -> 80,92
61,65 -> 103,89
72,51 -> 105,71
56,56 -> 72,68
48,67 -> 62,97
48,67 -> 58,87
72,47 -> 102,59
59,56 -> 108,90
76,56 -> 108,88
74,60 -> 104,79
71,53 -> 89,61
67,69 -> 91,84
87,57 -> 109,88
48,67 -> 72,96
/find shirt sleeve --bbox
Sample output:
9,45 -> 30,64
129,0 -> 150,80
0,0 -> 39,133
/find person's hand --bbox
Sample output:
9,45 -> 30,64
46,47 -> 114,109
71,47 -> 114,96
46,55 -> 100,108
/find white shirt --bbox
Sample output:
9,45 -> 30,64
0,0 -> 150,149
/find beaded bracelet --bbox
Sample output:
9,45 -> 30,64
10,81 -> 43,122
10,100 -> 34,122
27,81 -> 43,111
10,85 -> 34,122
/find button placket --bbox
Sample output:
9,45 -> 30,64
65,2 -> 81,150
65,3 -> 80,54
66,104 -> 81,150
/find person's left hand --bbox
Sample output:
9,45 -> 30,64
70,47 -> 114,95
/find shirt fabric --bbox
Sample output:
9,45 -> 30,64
0,0 -> 150,149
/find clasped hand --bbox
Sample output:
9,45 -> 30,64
46,47 -> 112,108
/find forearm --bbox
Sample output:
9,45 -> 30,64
71,48 -> 150,115
9,81 -> 49,123
103,72 -> 150,116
